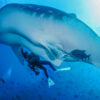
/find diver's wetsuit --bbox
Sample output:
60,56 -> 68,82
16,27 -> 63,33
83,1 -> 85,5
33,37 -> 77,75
21,48 -> 56,78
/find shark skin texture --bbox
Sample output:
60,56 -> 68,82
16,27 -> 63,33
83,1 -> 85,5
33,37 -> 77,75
0,3 -> 100,67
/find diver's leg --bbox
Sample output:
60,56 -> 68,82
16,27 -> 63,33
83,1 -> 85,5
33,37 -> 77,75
38,63 -> 55,87
38,65 -> 49,78
40,61 -> 56,71
38,64 -> 55,87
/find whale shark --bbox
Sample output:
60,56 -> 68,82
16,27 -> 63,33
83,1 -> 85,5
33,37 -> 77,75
0,3 -> 100,67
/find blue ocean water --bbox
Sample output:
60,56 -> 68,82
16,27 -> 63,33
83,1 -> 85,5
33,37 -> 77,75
0,0 -> 100,100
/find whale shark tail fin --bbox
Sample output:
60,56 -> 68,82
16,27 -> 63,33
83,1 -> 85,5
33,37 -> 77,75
48,77 -> 55,88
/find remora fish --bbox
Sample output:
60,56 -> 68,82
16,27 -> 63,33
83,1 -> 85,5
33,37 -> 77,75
0,3 -> 100,67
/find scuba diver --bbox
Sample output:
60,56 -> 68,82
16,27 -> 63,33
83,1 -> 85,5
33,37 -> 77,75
21,48 -> 56,78
21,48 -> 56,87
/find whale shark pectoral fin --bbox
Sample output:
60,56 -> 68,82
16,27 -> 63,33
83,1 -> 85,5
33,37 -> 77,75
11,45 -> 24,65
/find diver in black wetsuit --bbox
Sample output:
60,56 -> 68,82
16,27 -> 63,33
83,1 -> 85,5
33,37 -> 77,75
21,48 -> 56,79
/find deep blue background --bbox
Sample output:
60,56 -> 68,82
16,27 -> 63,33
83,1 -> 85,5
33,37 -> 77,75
0,1 -> 100,100
0,44 -> 100,100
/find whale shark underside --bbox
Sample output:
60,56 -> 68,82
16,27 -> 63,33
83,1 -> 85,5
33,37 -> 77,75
0,3 -> 100,67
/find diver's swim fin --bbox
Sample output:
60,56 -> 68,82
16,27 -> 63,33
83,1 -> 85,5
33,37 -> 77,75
56,67 -> 71,72
48,77 -> 55,88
